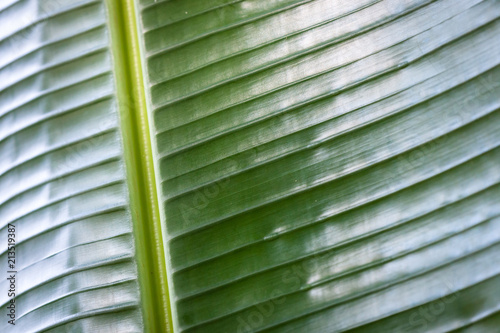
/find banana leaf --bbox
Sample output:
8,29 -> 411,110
0,0 -> 499,332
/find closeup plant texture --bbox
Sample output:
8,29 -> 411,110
0,0 -> 499,332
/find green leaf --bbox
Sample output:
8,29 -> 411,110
0,0 -> 167,331
1,0 -> 499,332
134,0 -> 500,332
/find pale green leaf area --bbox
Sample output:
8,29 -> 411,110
0,0 -> 499,332
0,0 -> 143,332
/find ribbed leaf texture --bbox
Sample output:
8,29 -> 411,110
0,0 -> 143,331
135,0 -> 500,332
1,0 -> 500,332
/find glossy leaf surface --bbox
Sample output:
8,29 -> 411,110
0,0 -> 144,331
135,0 -> 500,332
1,0 -> 499,332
